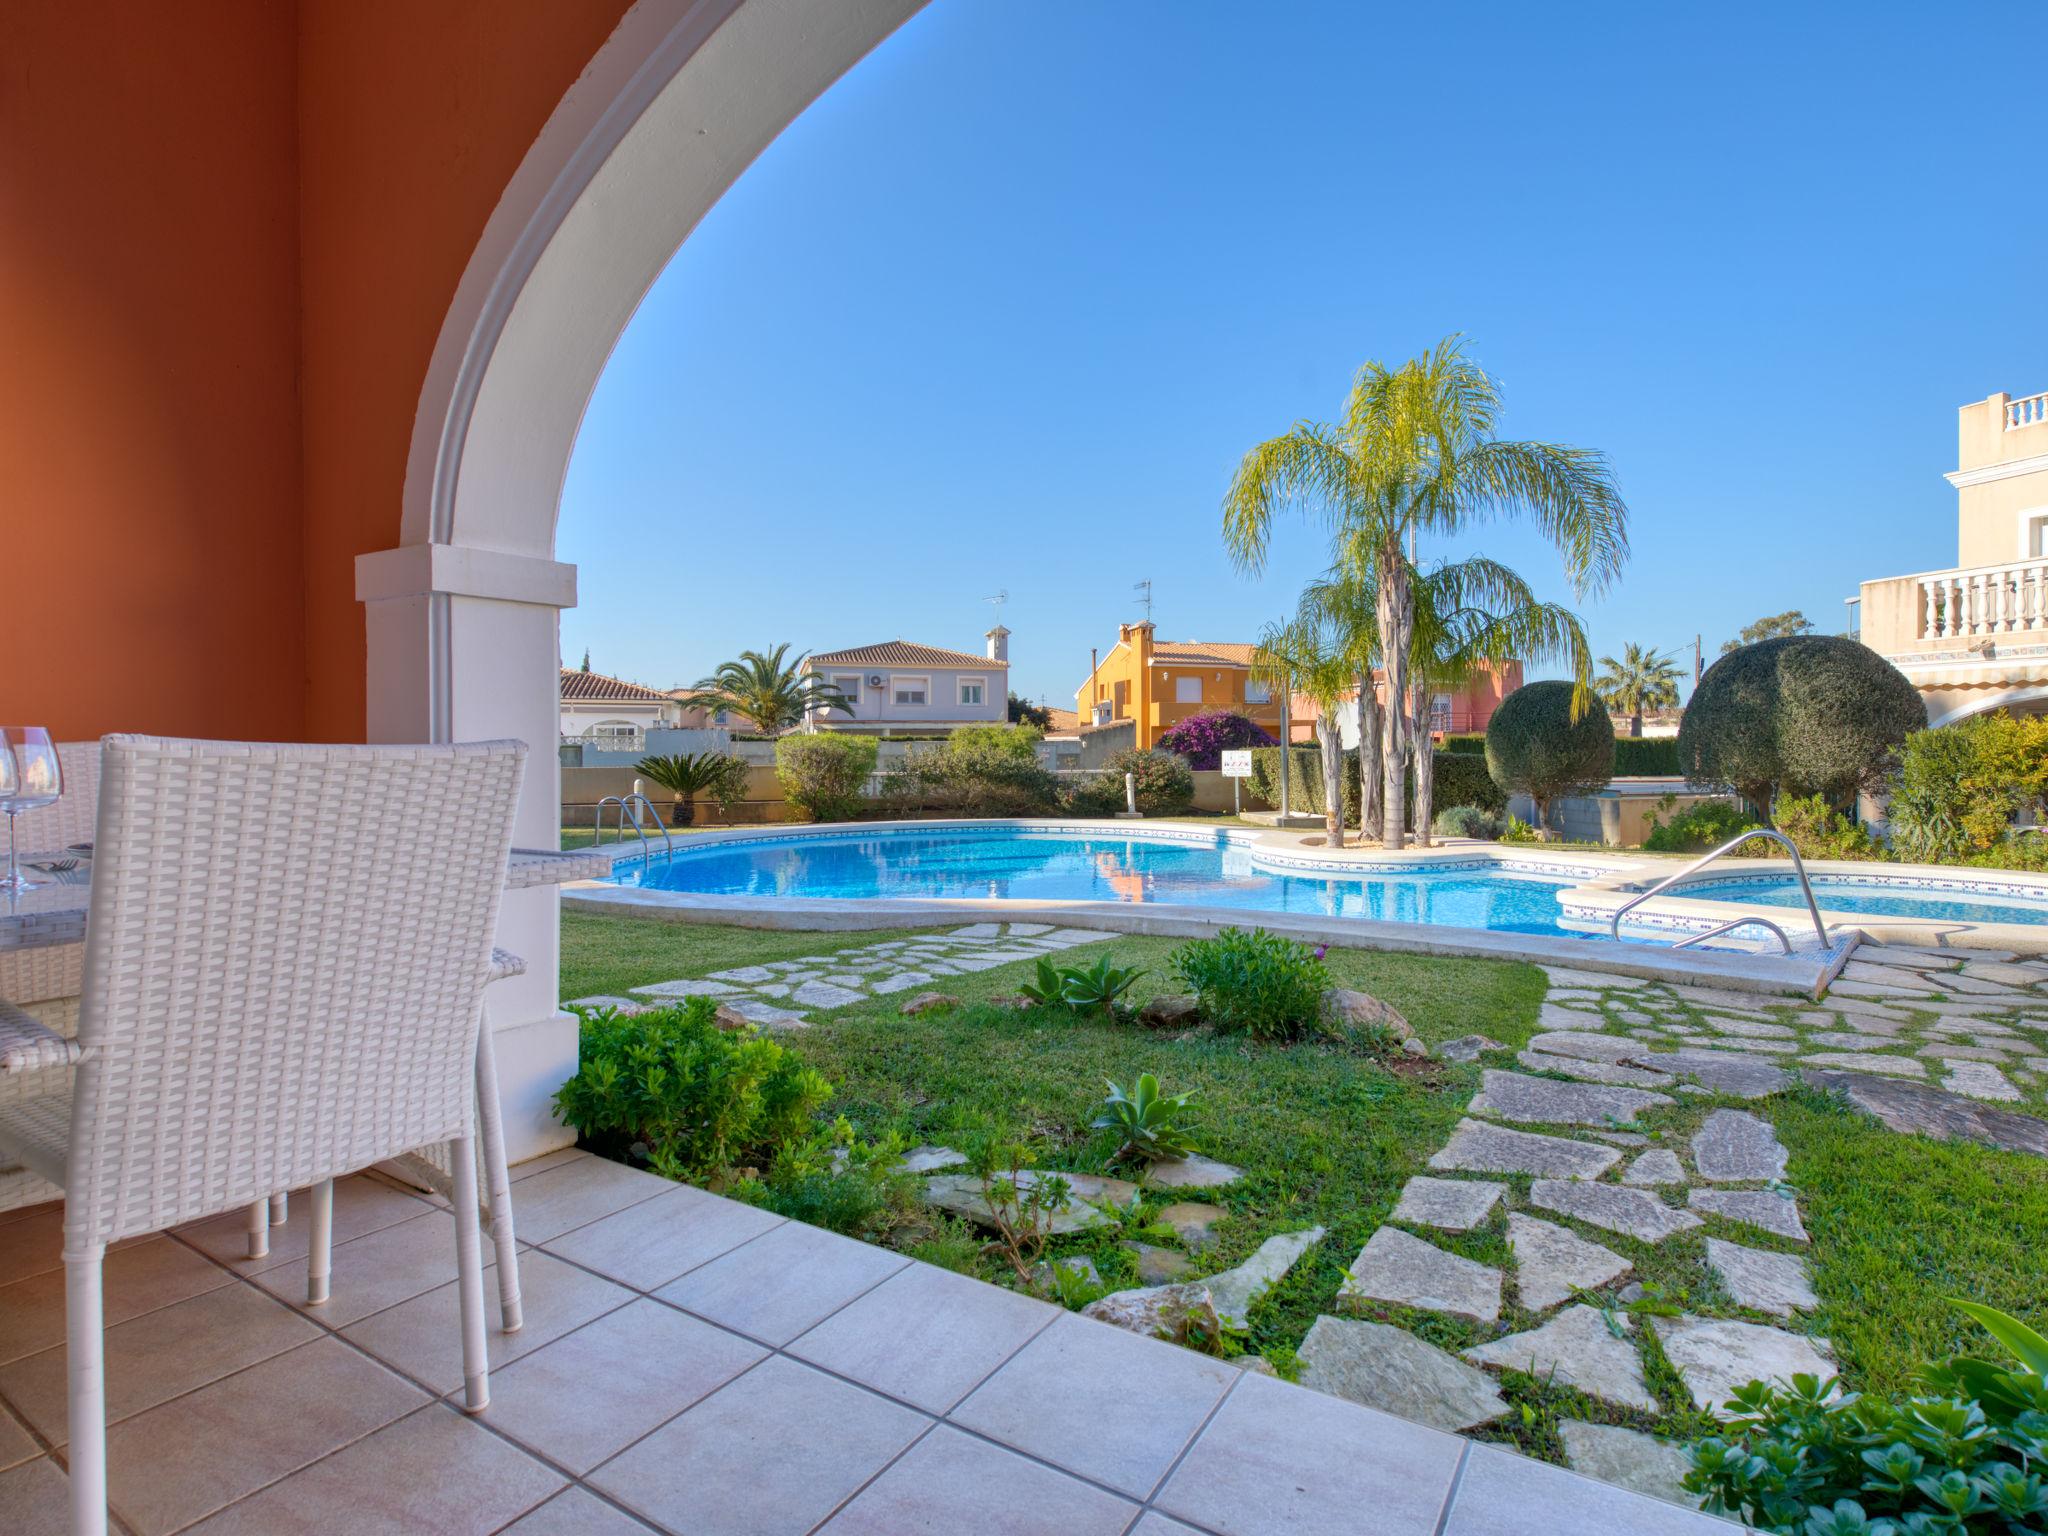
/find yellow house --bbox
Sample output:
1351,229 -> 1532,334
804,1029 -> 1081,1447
1074,622 -> 1286,748
1855,388 -> 2048,726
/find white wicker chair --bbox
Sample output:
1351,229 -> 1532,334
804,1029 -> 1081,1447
0,735 -> 525,1536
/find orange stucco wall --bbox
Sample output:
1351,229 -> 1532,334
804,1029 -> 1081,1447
0,1 -> 631,744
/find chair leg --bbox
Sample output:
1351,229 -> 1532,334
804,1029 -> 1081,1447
65,1243 -> 108,1536
449,1132 -> 489,1412
473,1021 -> 523,1332
269,1190 -> 288,1226
306,1180 -> 333,1305
244,1199 -> 268,1260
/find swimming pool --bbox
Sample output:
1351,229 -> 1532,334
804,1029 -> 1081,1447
604,827 -> 1586,935
1684,875 -> 2048,928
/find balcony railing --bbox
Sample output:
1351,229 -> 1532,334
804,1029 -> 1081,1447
2008,391 -> 2048,430
1916,557 -> 2048,639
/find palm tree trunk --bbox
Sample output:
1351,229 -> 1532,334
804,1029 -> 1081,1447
1375,532 -> 1412,849
1354,671 -> 1381,843
1631,707 -> 1643,739
1318,709 -> 1344,846
1410,688 -> 1435,847
1277,676 -> 1292,819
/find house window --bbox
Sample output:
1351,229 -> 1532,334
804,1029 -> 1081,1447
1245,680 -> 1271,704
2027,512 -> 2048,559
1174,675 -> 1203,704
1429,693 -> 1453,734
831,675 -> 862,705
893,677 -> 928,706
958,678 -> 985,707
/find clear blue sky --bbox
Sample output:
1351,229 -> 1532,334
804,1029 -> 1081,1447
560,1 -> 2048,709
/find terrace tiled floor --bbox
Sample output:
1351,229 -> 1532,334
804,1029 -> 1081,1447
0,1151 -> 1730,1535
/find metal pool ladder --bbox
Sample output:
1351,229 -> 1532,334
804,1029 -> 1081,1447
1608,829 -> 1830,954
593,793 -> 675,865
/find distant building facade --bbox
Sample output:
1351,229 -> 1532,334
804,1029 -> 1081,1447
801,630 -> 1010,733
1074,623 -> 1284,749
559,669 -> 681,745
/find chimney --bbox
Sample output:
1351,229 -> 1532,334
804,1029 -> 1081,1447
985,624 -> 1010,663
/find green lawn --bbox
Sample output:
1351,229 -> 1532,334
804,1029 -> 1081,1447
557,910 -> 2048,1459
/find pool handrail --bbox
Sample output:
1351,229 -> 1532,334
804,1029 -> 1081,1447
593,794 -> 675,864
1608,829 -> 1831,952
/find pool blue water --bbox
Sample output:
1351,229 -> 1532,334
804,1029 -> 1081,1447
1692,877 -> 2048,927
607,829 -> 1580,934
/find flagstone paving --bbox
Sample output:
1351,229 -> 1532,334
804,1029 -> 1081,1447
1464,1306 -> 1656,1412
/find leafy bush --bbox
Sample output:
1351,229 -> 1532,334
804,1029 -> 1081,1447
1614,737 -> 1684,776
739,1116 -> 915,1241
634,751 -> 750,826
1772,793 -> 1880,862
1093,1074 -> 1198,1163
1677,637 -> 1925,812
555,1000 -> 832,1180
1065,748 -> 1196,816
879,725 -> 1058,817
1642,795 -> 1763,854
1484,681 -> 1616,828
1434,804 -> 1505,839
1888,713 -> 2048,865
1686,1302 -> 2048,1535
773,733 -> 879,822
1170,927 -> 1329,1042
1157,710 -> 1278,771
1442,733 -> 1488,756
1058,955 -> 1148,1015
1498,814 -> 1538,844
1434,751 -> 1507,815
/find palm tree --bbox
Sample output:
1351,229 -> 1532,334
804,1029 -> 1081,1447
1297,551 -> 1386,842
634,751 -> 749,827
1594,642 -> 1680,738
672,644 -> 852,734
1223,336 -> 1628,848
1254,614 -> 1355,846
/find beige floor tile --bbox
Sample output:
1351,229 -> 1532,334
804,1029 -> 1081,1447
1156,1371 -> 1464,1536
0,1401 -> 41,1471
343,1250 -> 634,1395
251,1208 -> 494,1326
1440,1443 -> 1726,1534
177,1176 -> 433,1275
503,1158 -> 672,1244
509,1148 -> 593,1183
0,1197 -> 57,1229
815,1424 -> 1137,1536
541,1186 -> 782,1292
501,1487 -> 661,1535
0,1206 -> 147,1286
1131,1516 -> 1206,1536
479,1298 -> 764,1474
785,1262 -> 1056,1414
591,1356 -> 927,1535
653,1219 -> 906,1345
0,1235 -> 235,1366
951,1313 -> 1237,1498
104,1337 -> 427,1536
0,1456 -> 70,1536
0,1282 -> 321,1445
181,1403 -> 564,1536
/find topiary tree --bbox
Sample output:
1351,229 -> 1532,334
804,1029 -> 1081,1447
1156,710 -> 1278,771
1484,681 -> 1614,833
1677,636 -> 1924,814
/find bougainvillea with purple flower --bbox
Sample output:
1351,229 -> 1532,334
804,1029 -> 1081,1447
1156,710 -> 1278,771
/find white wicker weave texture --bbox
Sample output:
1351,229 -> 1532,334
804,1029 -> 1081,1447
60,736 -> 526,1247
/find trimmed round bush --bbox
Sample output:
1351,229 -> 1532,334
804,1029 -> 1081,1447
1484,682 -> 1615,827
1677,637 -> 1925,810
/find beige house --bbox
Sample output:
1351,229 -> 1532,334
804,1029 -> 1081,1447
558,668 -> 681,746
1855,388 -> 2048,725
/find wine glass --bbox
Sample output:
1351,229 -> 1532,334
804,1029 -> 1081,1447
0,727 -> 63,893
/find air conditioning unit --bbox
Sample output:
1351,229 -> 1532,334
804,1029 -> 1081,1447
868,674 -> 886,689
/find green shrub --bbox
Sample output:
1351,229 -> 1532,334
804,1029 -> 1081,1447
1686,1302 -> 2048,1535
1441,733 -> 1488,756
1498,814 -> 1538,844
1888,712 -> 2048,865
1018,954 -> 1146,1016
634,751 -> 750,826
1677,637 -> 1925,811
1772,793 -> 1879,861
880,725 -> 1058,817
1170,927 -> 1329,1042
1613,737 -> 1684,776
1642,796 -> 1762,854
1092,1074 -> 1198,1163
738,1116 -> 916,1242
1066,748 -> 1196,816
554,1000 -> 832,1181
1433,804 -> 1504,839
774,733 -> 879,822
1433,751 -> 1507,815
1484,681 -> 1616,828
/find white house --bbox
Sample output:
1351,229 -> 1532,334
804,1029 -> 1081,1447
559,668 -> 681,745
803,630 -> 1010,732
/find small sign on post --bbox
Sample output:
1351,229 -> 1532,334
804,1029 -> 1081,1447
1220,749 -> 1253,815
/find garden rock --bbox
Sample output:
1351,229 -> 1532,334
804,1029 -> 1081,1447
1428,1119 -> 1621,1180
1435,1034 -> 1504,1063
1650,1315 -> 1835,1411
1389,1176 -> 1503,1232
1690,1110 -> 1788,1183
1464,1305 -> 1655,1411
1296,1317 -> 1508,1433
1320,988 -> 1413,1038
984,993 -> 1033,1011
1144,1153 -> 1242,1191
1799,1050 -> 1925,1077
1138,994 -> 1202,1030
1338,1227 -> 1502,1323
1621,1149 -> 1686,1186
1158,1201 -> 1227,1249
1802,1068 -> 2048,1157
1529,1180 -> 1703,1243
1623,1047 -> 1788,1099
1705,1238 -> 1816,1318
919,1169 -> 1136,1236
1081,1282 -> 1221,1346
1687,1188 -> 1808,1242
1508,1214 -> 1632,1311
898,991 -> 960,1017
1557,1422 -> 1697,1509
896,1145 -> 966,1175
1206,1227 -> 1325,1328
1518,1050 -> 1673,1089
1126,1242 -> 1194,1284
1468,1070 -> 1671,1128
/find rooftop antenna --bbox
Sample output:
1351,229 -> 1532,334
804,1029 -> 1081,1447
984,589 -> 1008,624
1133,578 -> 1153,623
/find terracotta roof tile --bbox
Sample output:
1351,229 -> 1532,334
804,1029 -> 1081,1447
559,669 -> 673,703
1151,641 -> 1258,667
807,640 -> 1005,669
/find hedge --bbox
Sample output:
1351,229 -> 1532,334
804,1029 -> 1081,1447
1613,737 -> 1682,776
1247,746 -> 1505,821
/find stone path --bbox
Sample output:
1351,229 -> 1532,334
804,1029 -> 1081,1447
567,923 -> 1111,1026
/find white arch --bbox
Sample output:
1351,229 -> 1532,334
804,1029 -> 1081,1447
354,0 -> 923,1158
1927,682 -> 2048,727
